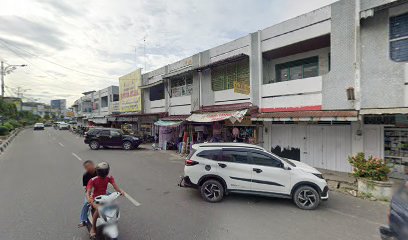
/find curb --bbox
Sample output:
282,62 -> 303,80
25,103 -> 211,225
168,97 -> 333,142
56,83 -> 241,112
0,128 -> 23,153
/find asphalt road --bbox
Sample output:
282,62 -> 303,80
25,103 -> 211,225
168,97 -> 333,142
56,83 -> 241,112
0,128 -> 389,240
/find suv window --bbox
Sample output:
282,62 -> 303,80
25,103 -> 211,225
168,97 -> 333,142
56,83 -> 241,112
110,130 -> 121,137
87,129 -> 100,135
221,150 -> 249,164
100,130 -> 110,136
197,150 -> 220,160
251,152 -> 282,168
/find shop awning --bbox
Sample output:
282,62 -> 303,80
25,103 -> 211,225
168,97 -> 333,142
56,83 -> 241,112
88,117 -> 107,124
252,111 -> 358,122
193,102 -> 253,113
187,109 -> 248,123
154,120 -> 183,127
139,80 -> 164,89
360,108 -> 408,115
193,53 -> 248,71
164,68 -> 192,79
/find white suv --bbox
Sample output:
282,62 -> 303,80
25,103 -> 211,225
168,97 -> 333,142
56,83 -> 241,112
179,143 -> 329,210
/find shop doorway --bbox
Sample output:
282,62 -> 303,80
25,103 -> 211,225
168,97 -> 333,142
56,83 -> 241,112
271,124 -> 352,172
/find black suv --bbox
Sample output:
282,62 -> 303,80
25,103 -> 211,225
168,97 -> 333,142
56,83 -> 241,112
84,128 -> 142,150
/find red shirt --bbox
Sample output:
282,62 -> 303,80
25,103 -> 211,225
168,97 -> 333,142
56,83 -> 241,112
87,176 -> 115,199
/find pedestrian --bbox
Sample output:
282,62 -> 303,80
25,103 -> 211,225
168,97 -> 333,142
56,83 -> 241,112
78,160 -> 97,228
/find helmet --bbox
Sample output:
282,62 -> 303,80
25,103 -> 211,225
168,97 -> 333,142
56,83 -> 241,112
96,162 -> 110,178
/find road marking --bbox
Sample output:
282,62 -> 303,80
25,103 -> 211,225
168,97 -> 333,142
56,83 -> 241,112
72,153 -> 82,161
123,191 -> 141,207
58,142 -> 64,147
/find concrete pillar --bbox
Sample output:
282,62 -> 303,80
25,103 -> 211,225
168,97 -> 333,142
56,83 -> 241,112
249,31 -> 261,107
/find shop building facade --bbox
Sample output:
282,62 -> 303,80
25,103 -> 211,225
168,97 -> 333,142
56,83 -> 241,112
126,0 -> 408,176
72,86 -> 119,127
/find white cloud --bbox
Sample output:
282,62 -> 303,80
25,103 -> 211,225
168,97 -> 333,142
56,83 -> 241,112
0,0 -> 337,105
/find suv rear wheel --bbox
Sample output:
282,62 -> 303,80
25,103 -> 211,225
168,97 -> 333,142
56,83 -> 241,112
89,140 -> 100,150
293,185 -> 320,210
122,141 -> 133,150
200,179 -> 224,203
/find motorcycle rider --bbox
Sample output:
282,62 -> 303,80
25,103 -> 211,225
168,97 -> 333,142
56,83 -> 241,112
86,162 -> 124,238
78,160 -> 97,228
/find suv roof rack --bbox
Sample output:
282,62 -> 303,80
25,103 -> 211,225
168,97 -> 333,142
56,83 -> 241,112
193,143 -> 265,151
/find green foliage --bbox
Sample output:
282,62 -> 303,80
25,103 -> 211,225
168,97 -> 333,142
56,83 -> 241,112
3,122 -> 14,131
17,110 -> 40,125
0,99 -> 17,119
6,119 -> 22,128
348,153 -> 391,181
0,126 -> 9,136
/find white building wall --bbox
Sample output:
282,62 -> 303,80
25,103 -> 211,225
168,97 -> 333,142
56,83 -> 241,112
261,76 -> 323,111
169,95 -> 191,115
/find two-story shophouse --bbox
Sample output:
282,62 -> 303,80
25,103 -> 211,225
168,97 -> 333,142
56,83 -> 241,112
140,0 -> 408,177
72,86 -> 119,127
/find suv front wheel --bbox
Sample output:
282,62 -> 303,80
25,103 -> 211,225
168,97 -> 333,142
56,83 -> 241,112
122,141 -> 133,150
293,185 -> 320,210
89,140 -> 100,150
200,179 -> 224,203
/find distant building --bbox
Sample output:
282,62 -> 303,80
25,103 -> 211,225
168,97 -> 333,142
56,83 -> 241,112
72,86 -> 119,126
50,99 -> 66,111
22,102 -> 52,118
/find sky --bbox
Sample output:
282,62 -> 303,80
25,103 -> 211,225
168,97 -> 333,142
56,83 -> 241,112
0,0 -> 337,106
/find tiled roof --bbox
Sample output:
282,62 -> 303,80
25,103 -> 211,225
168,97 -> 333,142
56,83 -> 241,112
160,115 -> 190,121
253,111 -> 358,119
194,102 -> 254,113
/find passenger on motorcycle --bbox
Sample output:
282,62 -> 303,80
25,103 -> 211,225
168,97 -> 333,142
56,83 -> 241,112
86,162 -> 124,238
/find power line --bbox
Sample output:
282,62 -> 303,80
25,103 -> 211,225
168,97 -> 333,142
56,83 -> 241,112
0,38 -> 113,80
0,40 -> 63,82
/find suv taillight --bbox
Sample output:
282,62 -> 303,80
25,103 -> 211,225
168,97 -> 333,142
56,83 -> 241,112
185,159 -> 199,166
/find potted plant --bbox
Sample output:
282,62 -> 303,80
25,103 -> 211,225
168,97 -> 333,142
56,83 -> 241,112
348,152 -> 392,200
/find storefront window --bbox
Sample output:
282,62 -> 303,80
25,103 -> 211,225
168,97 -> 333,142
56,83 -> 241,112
384,128 -> 408,178
275,56 -> 319,82
211,58 -> 249,91
170,75 -> 193,97
150,83 -> 165,101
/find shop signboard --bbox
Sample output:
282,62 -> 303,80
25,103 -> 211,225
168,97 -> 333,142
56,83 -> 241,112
234,81 -> 250,95
187,110 -> 247,123
119,69 -> 142,112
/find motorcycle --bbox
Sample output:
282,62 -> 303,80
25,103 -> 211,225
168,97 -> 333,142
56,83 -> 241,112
86,192 -> 121,240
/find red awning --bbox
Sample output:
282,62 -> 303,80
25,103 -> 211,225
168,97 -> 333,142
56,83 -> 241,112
252,111 -> 358,122
194,102 -> 254,113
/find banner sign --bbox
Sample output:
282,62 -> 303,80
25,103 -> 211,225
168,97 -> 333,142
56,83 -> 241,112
234,81 -> 250,95
119,69 -> 142,112
187,110 -> 247,123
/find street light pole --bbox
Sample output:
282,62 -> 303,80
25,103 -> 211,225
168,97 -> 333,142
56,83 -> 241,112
0,61 -> 27,98
1,61 -> 4,98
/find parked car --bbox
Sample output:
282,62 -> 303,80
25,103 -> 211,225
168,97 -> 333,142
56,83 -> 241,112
379,182 -> 408,240
33,123 -> 45,130
84,128 -> 142,150
44,122 -> 52,127
179,142 -> 329,210
58,122 -> 69,130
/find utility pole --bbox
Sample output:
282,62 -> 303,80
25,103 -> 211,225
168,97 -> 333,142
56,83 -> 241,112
0,61 -> 27,98
1,61 -> 4,98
